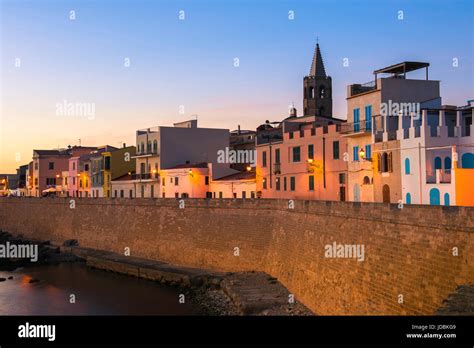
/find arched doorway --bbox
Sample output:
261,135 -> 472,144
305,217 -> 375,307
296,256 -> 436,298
429,188 -> 440,205
382,184 -> 390,203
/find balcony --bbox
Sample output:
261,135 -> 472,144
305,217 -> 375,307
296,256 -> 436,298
426,169 -> 451,184
132,173 -> 159,180
349,80 -> 376,97
134,149 -> 159,157
340,121 -> 372,135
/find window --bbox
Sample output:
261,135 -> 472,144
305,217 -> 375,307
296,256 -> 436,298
444,193 -> 450,206
141,185 -> 144,197
46,178 -> 56,186
170,178 -> 173,183
151,185 -> 154,198
242,191 -> 246,199
300,129 -> 304,138
434,157 -> 442,170
353,108 -> 360,131
85,179 -> 88,187
328,142 -> 338,161
290,177 -> 296,191
263,178 -> 267,189
363,176 -> 370,185
120,190 -> 124,198
65,177 -> 68,185
276,177 -> 280,191
251,192 -> 255,199
289,132 -> 294,139
104,157 -> 111,170
308,144 -> 314,160
293,147 -> 301,162
275,149 -> 280,164
48,162 -> 54,170
387,153 -> 393,172
174,177 -> 179,186
353,146 -> 359,161
205,176 -> 209,185
79,179 -> 83,188
34,178 -> 38,185
73,177 -> 76,185
365,105 -> 372,130
147,141 -> 152,153
114,190 -> 117,198
140,142 -> 145,153
153,140 -> 158,153
339,173 -> 345,184
311,128 -> 316,136
262,151 -> 267,167
444,157 -> 452,171
380,152 -> 393,173
406,193 -> 411,204
365,145 -> 371,159
309,175 -> 314,191
130,190 -> 133,198
162,178 -> 165,186
35,162 -> 38,170
219,192 -> 223,198
85,164 -> 89,171
72,162 -> 76,170
283,177 -> 287,191
405,158 -> 411,175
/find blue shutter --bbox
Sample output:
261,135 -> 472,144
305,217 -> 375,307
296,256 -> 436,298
365,105 -> 372,130
353,146 -> 359,161
365,145 -> 371,159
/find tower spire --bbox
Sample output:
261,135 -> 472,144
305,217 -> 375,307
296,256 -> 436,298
309,42 -> 327,77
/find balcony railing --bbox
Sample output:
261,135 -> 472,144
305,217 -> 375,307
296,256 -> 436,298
135,149 -> 159,156
132,173 -> 159,180
340,121 -> 372,135
426,169 -> 451,184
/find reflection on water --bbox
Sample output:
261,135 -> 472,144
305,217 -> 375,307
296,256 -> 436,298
0,263 -> 200,315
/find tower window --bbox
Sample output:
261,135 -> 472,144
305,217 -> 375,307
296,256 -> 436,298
319,86 -> 325,99
309,87 -> 314,99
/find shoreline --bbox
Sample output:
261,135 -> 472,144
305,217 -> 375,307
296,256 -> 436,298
0,231 -> 313,316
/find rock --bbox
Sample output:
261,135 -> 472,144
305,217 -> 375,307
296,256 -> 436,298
63,239 -> 79,247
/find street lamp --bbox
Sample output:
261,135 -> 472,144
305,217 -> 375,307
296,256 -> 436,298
359,148 -> 366,160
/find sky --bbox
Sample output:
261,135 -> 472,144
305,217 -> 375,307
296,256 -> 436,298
1,0 -> 473,173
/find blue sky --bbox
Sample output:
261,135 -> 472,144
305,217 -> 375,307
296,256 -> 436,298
1,0 -> 473,172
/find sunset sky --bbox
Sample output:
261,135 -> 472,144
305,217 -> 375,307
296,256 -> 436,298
1,0 -> 473,173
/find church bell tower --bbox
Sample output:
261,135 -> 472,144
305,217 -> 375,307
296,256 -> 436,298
303,43 -> 332,117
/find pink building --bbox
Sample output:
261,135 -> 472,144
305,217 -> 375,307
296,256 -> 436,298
31,146 -> 96,197
256,118 -> 348,201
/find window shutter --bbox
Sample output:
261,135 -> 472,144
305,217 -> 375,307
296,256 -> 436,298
377,153 -> 381,172
388,152 -> 393,172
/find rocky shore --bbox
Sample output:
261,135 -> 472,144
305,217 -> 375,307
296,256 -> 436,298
0,230 -> 313,316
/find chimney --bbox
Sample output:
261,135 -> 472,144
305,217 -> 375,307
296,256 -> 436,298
123,143 -> 126,148
238,125 -> 241,135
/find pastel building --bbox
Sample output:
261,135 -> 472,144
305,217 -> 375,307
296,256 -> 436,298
399,104 -> 474,206
343,61 -> 441,203
31,146 -> 95,197
256,117 -> 347,200
132,119 -> 233,198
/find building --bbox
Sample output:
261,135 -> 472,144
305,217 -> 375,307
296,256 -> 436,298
102,145 -> 136,198
110,172 -> 136,198
229,126 -> 256,172
159,162 -> 210,198
343,61 -> 441,203
256,42 -> 346,201
210,169 -> 256,199
399,103 -> 473,206
31,146 -> 96,197
132,119 -> 233,198
303,43 -> 333,117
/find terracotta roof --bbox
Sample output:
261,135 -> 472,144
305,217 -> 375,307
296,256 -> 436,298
213,171 -> 255,181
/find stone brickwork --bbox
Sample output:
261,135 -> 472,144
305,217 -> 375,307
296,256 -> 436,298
0,197 -> 472,315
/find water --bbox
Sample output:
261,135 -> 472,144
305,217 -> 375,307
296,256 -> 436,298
0,263 -> 201,315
